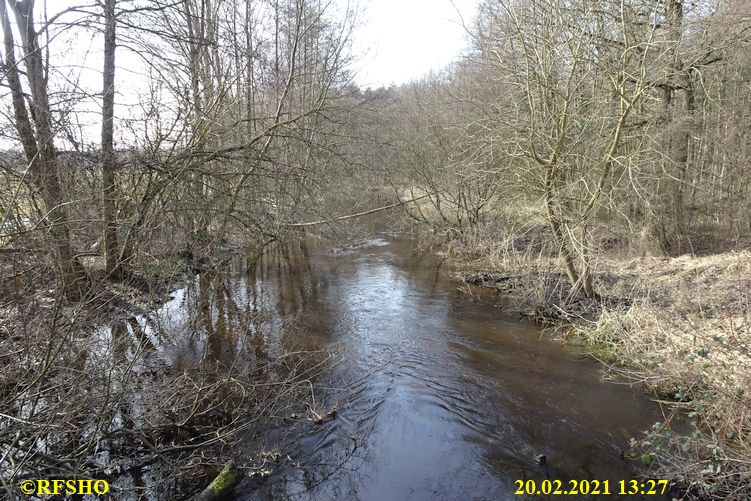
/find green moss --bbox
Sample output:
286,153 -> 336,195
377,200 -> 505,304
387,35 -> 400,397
211,463 -> 237,493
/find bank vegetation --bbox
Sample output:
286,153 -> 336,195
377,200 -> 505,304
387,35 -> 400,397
377,0 -> 751,499
1,0 -> 364,497
1,0 -> 750,499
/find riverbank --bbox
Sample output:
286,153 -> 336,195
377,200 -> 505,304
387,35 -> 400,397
443,234 -> 751,500
0,243 -> 327,499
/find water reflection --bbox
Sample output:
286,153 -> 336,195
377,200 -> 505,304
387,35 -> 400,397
246,238 -> 667,500
101,237 -> 668,500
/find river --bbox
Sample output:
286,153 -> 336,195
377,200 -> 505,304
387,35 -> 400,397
110,234 -> 670,500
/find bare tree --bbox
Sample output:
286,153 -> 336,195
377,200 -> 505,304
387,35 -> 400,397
1,0 -> 88,299
463,0 -> 655,298
102,0 -> 120,278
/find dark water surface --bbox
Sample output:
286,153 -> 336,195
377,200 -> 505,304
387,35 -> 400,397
112,236 -> 669,500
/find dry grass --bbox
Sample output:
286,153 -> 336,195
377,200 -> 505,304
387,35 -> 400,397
581,252 -> 751,499
445,221 -> 751,499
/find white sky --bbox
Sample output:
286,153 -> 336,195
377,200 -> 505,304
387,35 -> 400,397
352,0 -> 479,87
0,0 -> 480,148
12,0 -> 480,92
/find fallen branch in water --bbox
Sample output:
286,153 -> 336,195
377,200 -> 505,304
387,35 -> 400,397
305,402 -> 338,425
193,460 -> 238,501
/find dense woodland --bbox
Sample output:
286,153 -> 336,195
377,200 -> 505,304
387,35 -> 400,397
1,0 -> 750,499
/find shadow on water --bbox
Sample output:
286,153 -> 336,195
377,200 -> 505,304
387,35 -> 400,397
103,235 -> 670,500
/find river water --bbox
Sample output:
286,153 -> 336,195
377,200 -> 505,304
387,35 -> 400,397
115,235 -> 670,500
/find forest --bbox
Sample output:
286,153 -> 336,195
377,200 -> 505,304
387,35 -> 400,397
1,0 -> 749,499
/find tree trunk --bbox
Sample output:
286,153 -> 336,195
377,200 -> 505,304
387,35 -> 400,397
102,0 -> 122,278
658,0 -> 694,252
2,0 -> 88,300
544,163 -> 584,297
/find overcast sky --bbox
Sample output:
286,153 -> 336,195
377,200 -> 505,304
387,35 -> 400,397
0,0 -> 480,148
23,0 -> 480,89
351,0 -> 479,87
